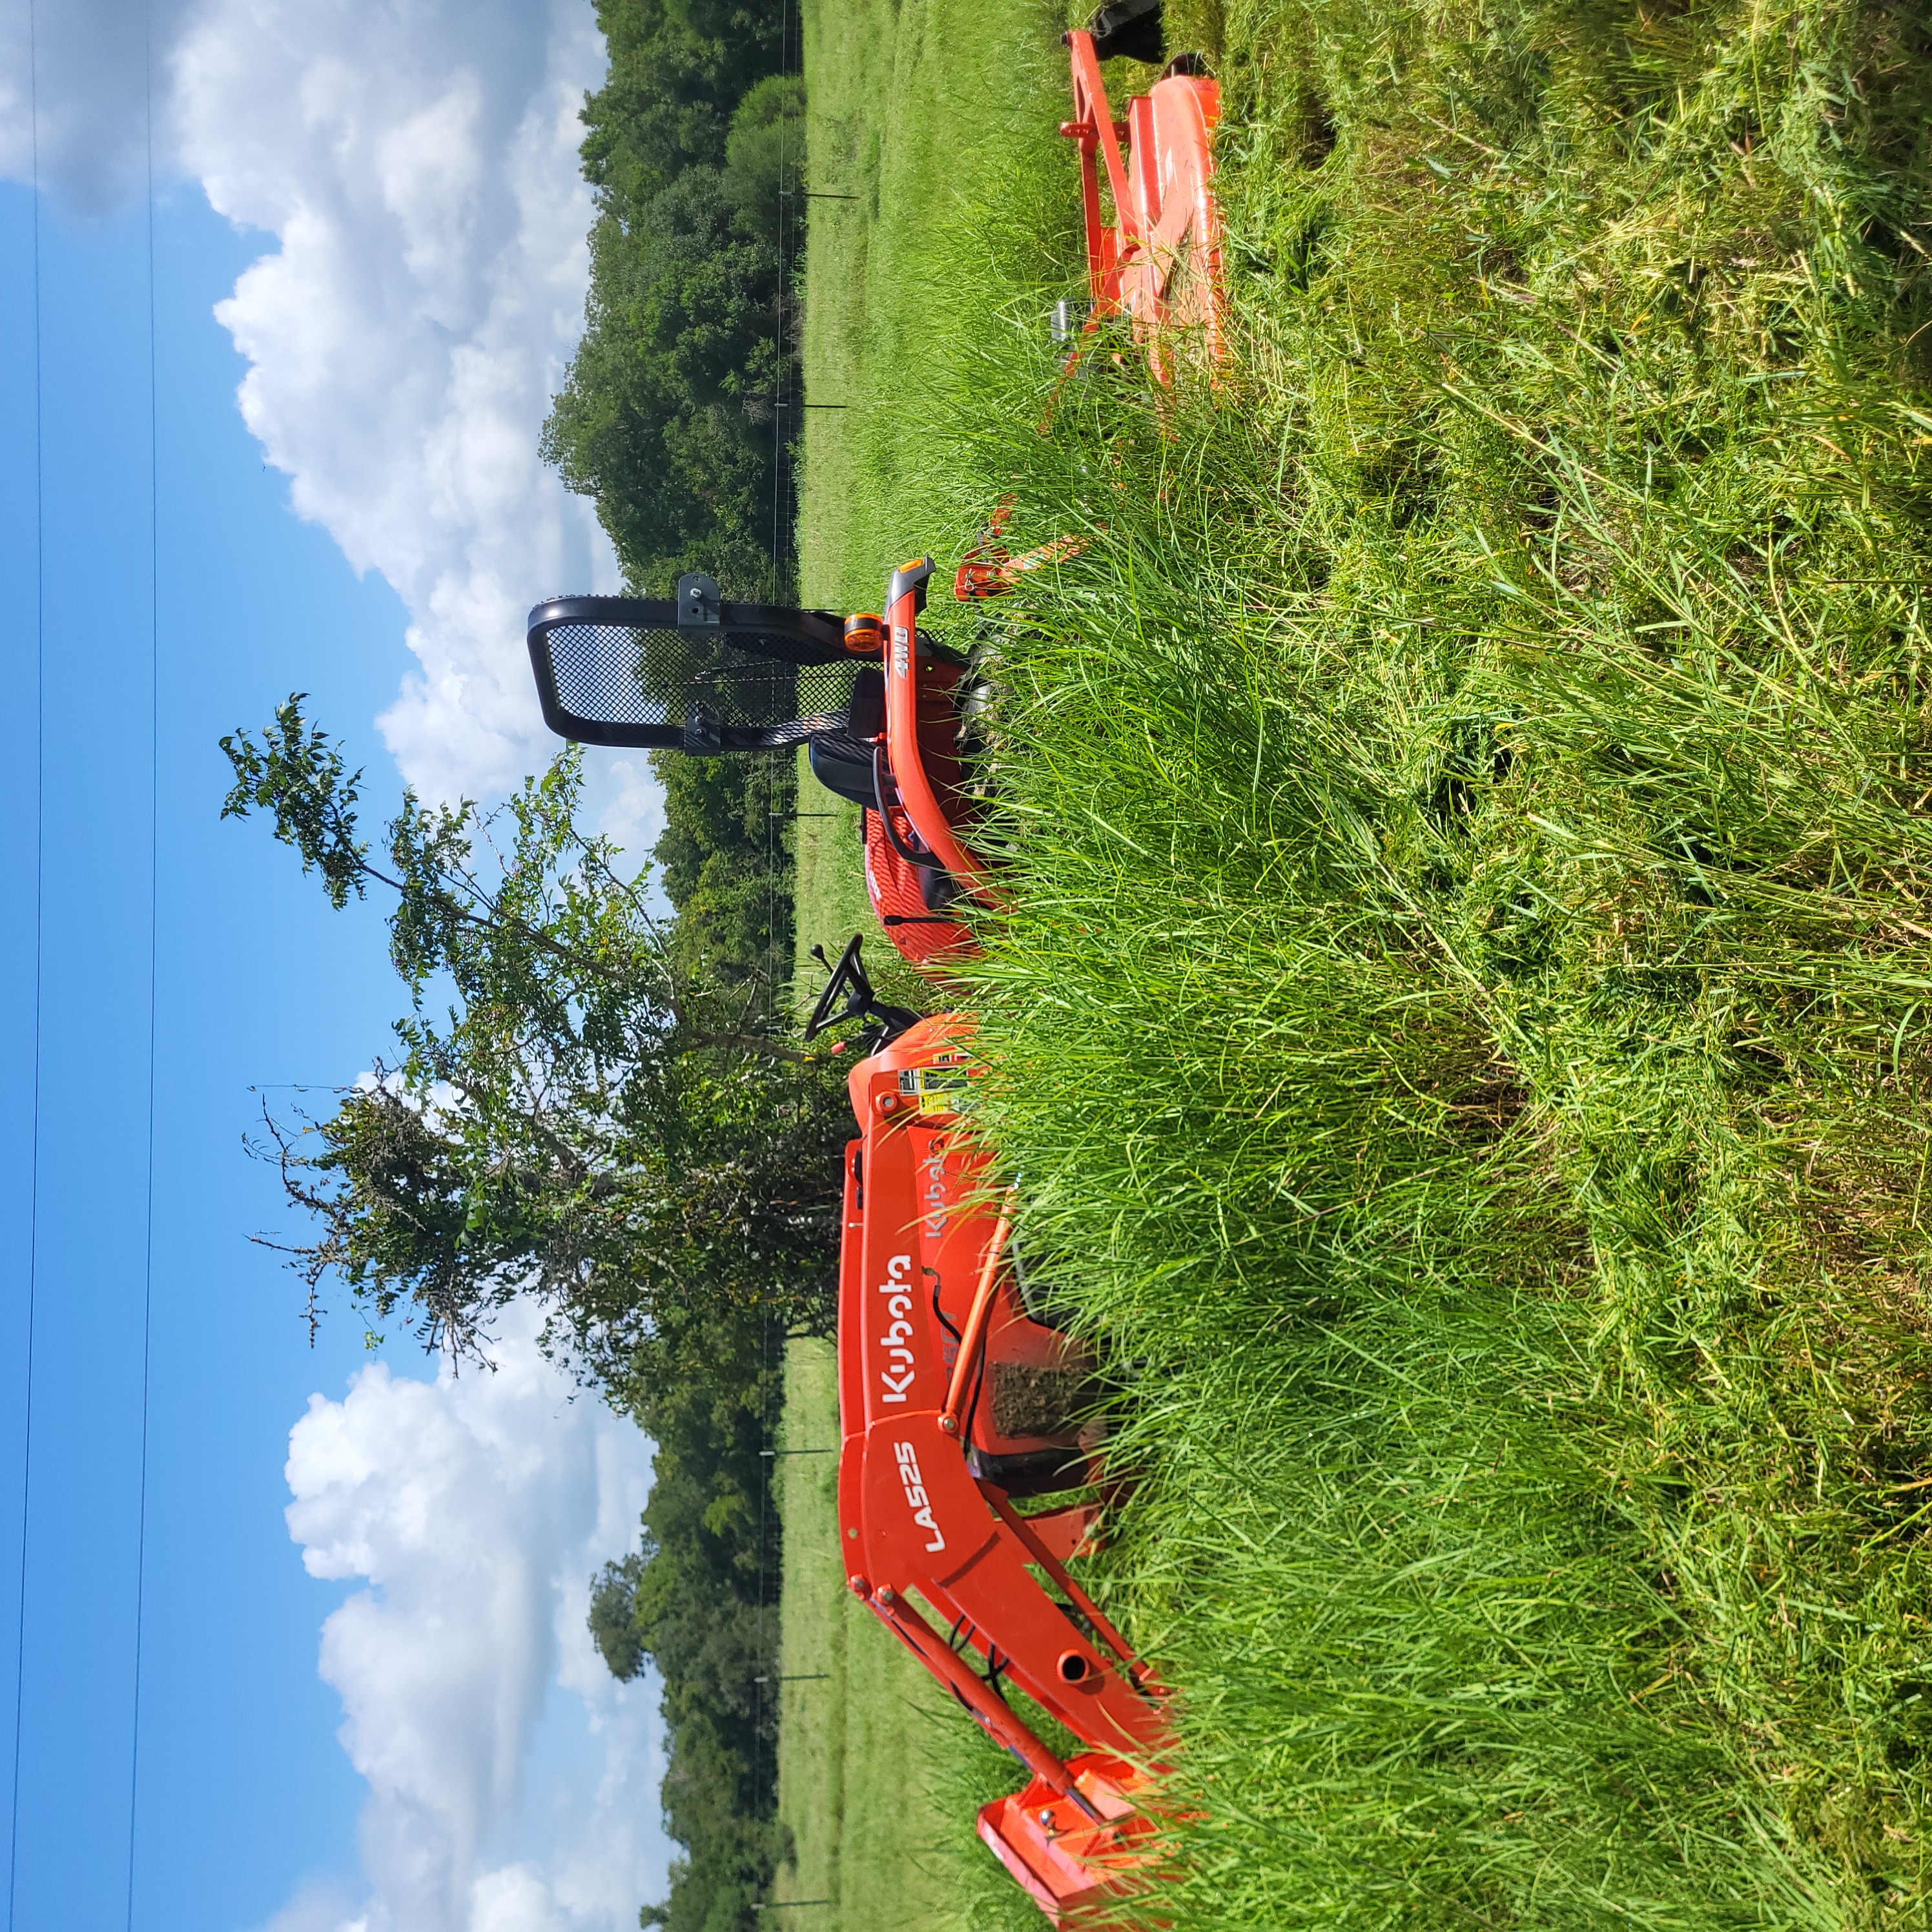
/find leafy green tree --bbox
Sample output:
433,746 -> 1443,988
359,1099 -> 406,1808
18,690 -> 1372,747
223,695 -> 827,1932
220,695 -> 845,1381
723,76 -> 806,247
652,744 -> 794,1000
542,0 -> 803,596
579,0 -> 788,210
544,164 -> 792,594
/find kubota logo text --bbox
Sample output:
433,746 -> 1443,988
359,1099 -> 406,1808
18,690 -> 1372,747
921,1137 -> 948,1237
894,1441 -> 945,1553
877,1254 -> 914,1404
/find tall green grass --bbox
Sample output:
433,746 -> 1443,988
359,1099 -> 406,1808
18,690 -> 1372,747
836,0 -> 1932,1920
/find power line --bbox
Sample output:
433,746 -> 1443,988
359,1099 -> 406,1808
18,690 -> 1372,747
6,3 -> 43,1922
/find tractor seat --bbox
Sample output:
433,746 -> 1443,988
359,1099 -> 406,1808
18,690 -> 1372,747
808,730 -> 876,808
804,666 -> 885,808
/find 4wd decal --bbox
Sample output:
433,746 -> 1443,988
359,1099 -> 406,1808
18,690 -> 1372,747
894,1440 -> 946,1553
876,1253 -> 915,1404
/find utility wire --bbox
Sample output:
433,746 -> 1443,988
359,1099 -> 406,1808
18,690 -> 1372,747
6,4 -> 43,1923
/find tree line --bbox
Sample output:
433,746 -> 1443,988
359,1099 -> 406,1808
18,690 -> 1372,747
542,0 -> 804,601
548,11 -> 820,1906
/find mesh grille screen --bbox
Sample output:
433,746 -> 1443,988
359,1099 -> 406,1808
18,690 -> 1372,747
796,660 -> 861,723
544,624 -> 858,732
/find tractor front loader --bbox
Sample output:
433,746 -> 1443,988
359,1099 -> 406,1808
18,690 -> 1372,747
805,938 -> 1172,1921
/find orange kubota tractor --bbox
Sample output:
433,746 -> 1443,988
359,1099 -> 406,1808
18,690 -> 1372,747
528,560 -> 1169,1920
524,8 -> 1220,1918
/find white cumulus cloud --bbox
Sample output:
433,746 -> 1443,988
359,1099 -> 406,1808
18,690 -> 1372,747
173,0 -> 623,802
2,0 -> 661,833
272,1307 -> 664,1932
595,757 -> 671,868
0,0 -> 203,214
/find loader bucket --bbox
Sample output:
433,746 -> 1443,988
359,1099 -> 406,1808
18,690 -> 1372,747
978,1754 -> 1160,1926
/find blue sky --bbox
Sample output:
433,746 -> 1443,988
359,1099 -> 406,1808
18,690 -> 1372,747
0,6 -> 665,1930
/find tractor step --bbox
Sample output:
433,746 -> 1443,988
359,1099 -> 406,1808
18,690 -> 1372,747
977,1753 -> 1157,1925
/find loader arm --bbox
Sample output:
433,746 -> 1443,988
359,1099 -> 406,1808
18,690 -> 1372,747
834,1018 -> 1168,1767
825,1006 -> 1174,1922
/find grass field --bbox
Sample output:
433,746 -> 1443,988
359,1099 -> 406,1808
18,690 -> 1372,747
788,0 -> 1074,1017
794,0 -> 1067,613
766,1341 -> 950,1931
787,0 -> 1932,1926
